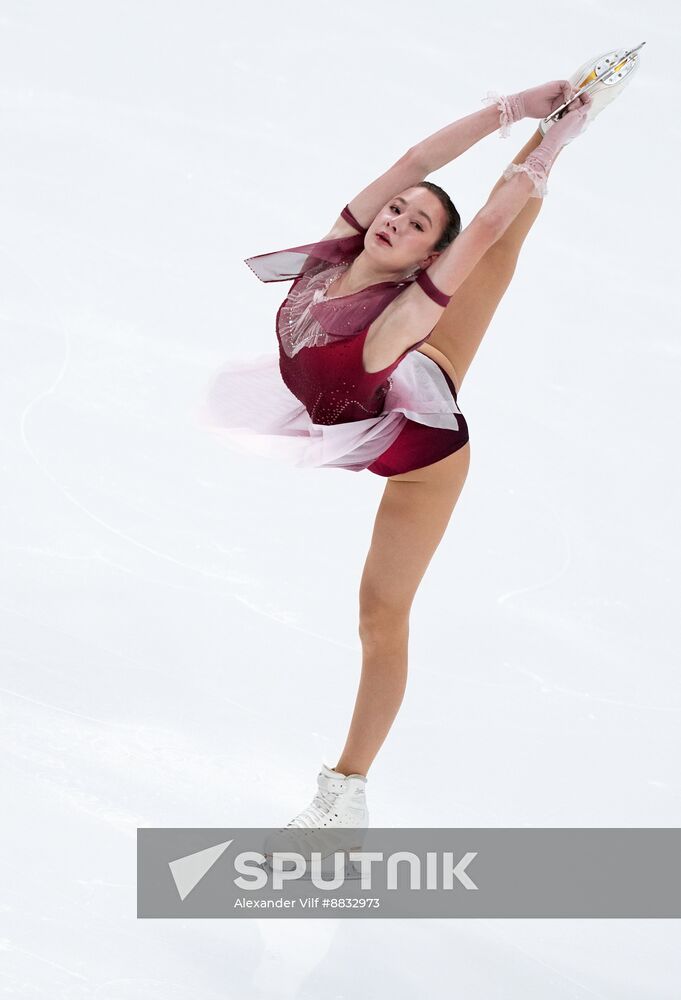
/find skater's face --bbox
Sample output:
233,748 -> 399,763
369,188 -> 447,272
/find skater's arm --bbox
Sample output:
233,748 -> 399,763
375,97 -> 592,358
422,170 -> 535,292
323,81 -> 581,238
411,80 -> 580,174
410,104 -> 503,174
320,104 -> 499,239
325,105 -> 502,237
372,172 -> 536,354
321,148 -> 429,238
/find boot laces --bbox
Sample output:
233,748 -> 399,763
287,786 -> 341,829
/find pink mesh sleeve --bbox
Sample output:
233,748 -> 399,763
481,91 -> 524,138
501,95 -> 591,199
502,155 -> 549,198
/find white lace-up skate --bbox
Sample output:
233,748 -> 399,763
539,44 -> 644,136
262,764 -> 369,874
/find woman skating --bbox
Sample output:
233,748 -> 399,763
199,51 -> 641,861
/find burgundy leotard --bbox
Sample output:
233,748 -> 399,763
199,204 -> 469,475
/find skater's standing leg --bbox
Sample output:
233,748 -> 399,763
334,443 -> 470,777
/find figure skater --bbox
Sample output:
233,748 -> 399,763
198,51 -> 640,858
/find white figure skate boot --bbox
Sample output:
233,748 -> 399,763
539,45 -> 643,136
262,764 -> 369,877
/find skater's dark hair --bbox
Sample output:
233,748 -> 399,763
413,181 -> 461,253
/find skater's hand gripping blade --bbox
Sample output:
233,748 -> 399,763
539,43 -> 645,136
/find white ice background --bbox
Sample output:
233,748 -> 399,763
1,1 -> 680,997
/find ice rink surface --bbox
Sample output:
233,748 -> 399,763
1,1 -> 680,996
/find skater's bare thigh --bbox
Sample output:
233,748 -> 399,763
424,130 -> 545,387
425,243 -> 516,390
359,443 -> 470,627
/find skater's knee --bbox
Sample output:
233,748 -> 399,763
358,592 -> 411,645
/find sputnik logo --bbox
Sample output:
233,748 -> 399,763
167,840 -> 480,897
169,839 -> 233,901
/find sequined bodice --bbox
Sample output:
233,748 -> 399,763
246,214 -> 436,429
274,254 -> 438,426
277,261 -> 351,358
278,323 -> 393,425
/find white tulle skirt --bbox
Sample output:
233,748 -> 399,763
196,348 -> 465,473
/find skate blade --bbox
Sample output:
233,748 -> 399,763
573,47 -> 641,92
541,42 -> 645,130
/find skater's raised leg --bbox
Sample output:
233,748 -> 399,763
424,48 -> 642,387
426,127 -> 552,388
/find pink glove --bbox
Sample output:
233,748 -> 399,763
501,91 -> 593,197
482,80 -> 577,137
